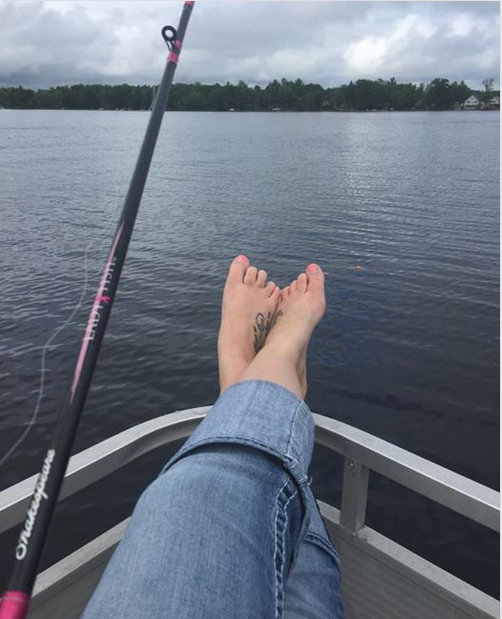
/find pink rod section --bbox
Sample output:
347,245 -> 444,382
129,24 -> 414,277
69,223 -> 124,402
0,591 -> 30,619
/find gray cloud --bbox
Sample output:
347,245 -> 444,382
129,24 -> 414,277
0,1 -> 499,89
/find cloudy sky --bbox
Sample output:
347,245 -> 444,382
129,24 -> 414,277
0,1 -> 499,90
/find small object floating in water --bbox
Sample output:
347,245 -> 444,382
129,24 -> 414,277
355,265 -> 363,271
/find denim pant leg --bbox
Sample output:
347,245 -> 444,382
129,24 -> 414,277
82,380 -> 344,619
284,487 -> 344,618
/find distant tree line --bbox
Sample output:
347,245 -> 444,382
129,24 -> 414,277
0,77 -> 497,112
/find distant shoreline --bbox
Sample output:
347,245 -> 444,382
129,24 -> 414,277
0,78 -> 499,113
0,107 -> 498,113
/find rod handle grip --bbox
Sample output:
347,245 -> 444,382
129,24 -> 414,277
0,591 -> 30,619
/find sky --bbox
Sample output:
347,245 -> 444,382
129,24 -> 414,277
0,1 -> 499,90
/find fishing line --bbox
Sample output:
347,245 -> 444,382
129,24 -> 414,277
0,242 -> 93,470
2,118 -> 135,469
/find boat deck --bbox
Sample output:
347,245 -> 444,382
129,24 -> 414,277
0,408 -> 499,618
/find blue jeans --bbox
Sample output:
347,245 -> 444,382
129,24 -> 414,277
83,380 -> 344,618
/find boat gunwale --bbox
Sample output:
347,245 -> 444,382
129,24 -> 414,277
0,407 -> 498,536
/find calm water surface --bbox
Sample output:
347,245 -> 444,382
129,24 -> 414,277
0,110 -> 499,596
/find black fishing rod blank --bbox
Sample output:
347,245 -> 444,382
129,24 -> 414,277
0,3 -> 194,618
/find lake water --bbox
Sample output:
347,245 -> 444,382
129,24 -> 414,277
0,109 -> 499,597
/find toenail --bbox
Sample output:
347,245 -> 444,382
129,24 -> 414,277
307,263 -> 318,272
237,255 -> 248,263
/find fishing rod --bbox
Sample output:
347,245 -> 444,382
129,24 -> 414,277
0,2 -> 194,617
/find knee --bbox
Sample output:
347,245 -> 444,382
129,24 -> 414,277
140,443 -> 287,516
138,446 -> 240,512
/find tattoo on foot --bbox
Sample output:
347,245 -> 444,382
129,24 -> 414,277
253,310 -> 284,353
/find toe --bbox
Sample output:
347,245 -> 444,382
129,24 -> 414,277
290,279 -> 298,292
226,254 -> 249,286
257,269 -> 267,287
265,281 -> 276,296
244,265 -> 258,285
297,273 -> 308,293
270,285 -> 280,304
306,263 -> 325,292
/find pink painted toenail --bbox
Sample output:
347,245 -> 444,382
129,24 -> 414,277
307,264 -> 318,273
237,254 -> 248,263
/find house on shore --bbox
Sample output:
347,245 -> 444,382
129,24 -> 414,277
463,95 -> 482,110
485,96 -> 500,110
462,95 -> 500,110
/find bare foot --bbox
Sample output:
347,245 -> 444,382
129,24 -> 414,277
238,263 -> 326,400
218,255 -> 280,393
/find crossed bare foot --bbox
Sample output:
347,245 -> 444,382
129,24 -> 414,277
217,255 -> 280,393
218,255 -> 326,399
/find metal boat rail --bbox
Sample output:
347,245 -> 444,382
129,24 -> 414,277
0,408 -> 499,618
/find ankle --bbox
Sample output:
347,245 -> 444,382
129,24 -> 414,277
261,334 -> 306,368
238,345 -> 306,400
